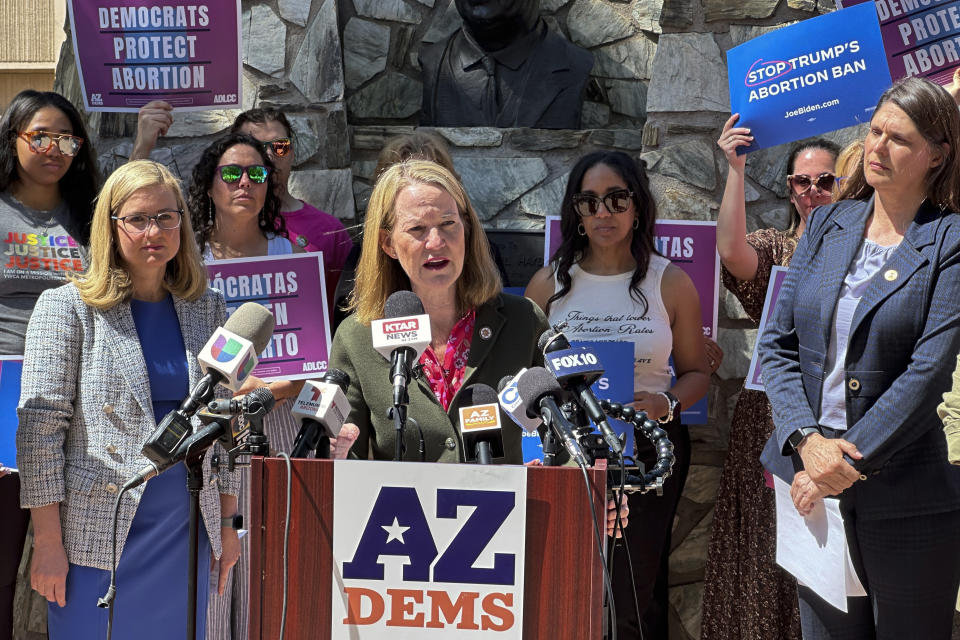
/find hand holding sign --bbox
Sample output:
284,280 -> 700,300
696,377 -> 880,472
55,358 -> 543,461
717,114 -> 754,165
131,100 -> 174,160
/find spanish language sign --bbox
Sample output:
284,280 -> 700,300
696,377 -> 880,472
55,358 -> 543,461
726,2 -> 891,152
207,253 -> 332,382
67,0 -> 242,112
838,0 -> 960,85
0,357 -> 23,471
332,461 -> 526,638
745,266 -> 788,392
544,218 -> 717,424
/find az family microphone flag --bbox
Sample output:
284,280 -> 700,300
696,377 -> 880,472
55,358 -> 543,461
726,2 -> 892,152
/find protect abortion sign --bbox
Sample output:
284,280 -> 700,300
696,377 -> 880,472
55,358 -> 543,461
839,0 -> 960,85
726,2 -> 892,152
67,0 -> 241,112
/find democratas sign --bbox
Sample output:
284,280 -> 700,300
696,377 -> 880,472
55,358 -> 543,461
67,0 -> 242,112
332,461 -> 527,638
726,2 -> 891,152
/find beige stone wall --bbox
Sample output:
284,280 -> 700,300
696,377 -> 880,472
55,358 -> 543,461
0,0 -> 66,108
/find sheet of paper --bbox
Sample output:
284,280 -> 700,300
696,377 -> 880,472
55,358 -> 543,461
773,475 -> 865,612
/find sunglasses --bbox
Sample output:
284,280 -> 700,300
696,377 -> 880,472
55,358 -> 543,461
788,172 -> 836,195
572,189 -> 634,217
111,210 -> 182,234
217,164 -> 270,184
261,137 -> 292,157
18,131 -> 84,157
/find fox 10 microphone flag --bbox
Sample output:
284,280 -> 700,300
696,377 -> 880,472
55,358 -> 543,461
726,2 -> 891,153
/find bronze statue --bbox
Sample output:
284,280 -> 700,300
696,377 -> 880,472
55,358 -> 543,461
420,0 -> 594,129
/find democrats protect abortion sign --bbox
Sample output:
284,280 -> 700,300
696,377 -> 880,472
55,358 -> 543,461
67,0 -> 241,112
727,3 -> 891,152
839,0 -> 960,85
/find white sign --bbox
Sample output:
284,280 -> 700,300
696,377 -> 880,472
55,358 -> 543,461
332,460 -> 527,638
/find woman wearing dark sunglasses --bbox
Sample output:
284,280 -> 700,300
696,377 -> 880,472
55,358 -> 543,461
525,151 -> 710,640
187,132 -> 310,640
0,89 -> 99,640
701,116 -> 841,640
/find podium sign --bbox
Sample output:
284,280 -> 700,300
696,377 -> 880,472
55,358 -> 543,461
331,461 -> 527,638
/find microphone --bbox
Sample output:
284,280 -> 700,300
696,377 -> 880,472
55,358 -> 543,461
540,329 -> 623,455
457,384 -> 505,464
184,302 -> 276,415
139,303 -> 275,473
124,413 -> 236,491
371,291 -> 431,408
206,387 -> 276,449
515,367 -> 588,467
496,371 -> 543,433
290,369 -> 352,459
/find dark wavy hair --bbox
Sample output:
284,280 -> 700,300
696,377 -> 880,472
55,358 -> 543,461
785,137 -> 840,232
547,151 -> 659,316
187,132 -> 286,253
839,77 -> 960,211
0,90 -> 100,245
229,107 -> 293,138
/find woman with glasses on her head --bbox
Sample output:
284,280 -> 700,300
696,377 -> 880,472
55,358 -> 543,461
16,160 -> 239,639
701,115 -> 840,640
525,151 -> 710,639
0,89 -> 99,640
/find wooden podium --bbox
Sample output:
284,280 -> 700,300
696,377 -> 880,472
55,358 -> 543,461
248,457 -> 608,639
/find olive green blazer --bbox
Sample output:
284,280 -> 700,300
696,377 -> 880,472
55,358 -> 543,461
938,354 -> 960,465
330,293 -> 549,463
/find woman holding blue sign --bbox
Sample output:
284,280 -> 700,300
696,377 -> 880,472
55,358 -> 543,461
0,89 -> 99,640
703,118 -> 840,637
525,150 -> 710,640
760,77 -> 960,638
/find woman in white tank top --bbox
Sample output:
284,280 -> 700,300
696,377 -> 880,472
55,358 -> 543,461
526,151 -> 710,640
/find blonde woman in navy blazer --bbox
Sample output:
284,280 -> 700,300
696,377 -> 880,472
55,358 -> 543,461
16,161 -> 239,639
759,78 -> 960,638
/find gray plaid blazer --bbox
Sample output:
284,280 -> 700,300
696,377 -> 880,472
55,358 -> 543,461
759,197 -> 960,520
16,283 -> 238,570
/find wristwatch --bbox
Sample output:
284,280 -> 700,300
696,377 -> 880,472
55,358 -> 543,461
785,426 -> 821,454
221,514 -> 243,530
656,391 -> 680,423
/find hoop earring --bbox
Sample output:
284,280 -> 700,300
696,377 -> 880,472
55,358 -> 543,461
633,217 -> 639,229
577,223 -> 586,236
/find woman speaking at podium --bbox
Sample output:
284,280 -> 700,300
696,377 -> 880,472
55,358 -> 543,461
329,159 -> 549,463
16,161 -> 239,639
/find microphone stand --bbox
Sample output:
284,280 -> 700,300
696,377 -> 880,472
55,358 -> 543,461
185,451 -> 205,640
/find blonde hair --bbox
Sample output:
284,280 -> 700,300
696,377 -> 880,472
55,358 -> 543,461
373,131 -> 459,182
834,140 -> 863,199
73,160 -> 209,309
348,160 -> 501,324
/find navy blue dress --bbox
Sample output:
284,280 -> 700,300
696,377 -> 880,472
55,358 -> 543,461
48,296 -> 211,639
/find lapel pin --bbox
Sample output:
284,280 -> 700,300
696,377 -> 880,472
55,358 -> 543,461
479,326 -> 492,340
884,269 -> 898,281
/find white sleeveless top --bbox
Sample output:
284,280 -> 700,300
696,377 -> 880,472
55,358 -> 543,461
548,255 -> 674,394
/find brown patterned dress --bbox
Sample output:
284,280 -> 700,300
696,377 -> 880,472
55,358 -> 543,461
701,228 -> 803,640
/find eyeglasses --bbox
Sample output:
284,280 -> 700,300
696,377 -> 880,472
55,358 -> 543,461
572,189 -> 634,217
111,210 -> 182,233
261,137 -> 292,158
18,131 -> 84,157
787,172 -> 836,195
217,164 -> 270,184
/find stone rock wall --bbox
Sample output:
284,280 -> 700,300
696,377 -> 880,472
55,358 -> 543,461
38,2 -> 960,640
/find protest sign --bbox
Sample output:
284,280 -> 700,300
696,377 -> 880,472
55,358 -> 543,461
726,2 -> 891,152
745,266 -> 789,392
0,357 -> 23,471
67,0 -> 242,112
839,0 -> 960,85
544,217 -> 717,424
207,253 -> 331,382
